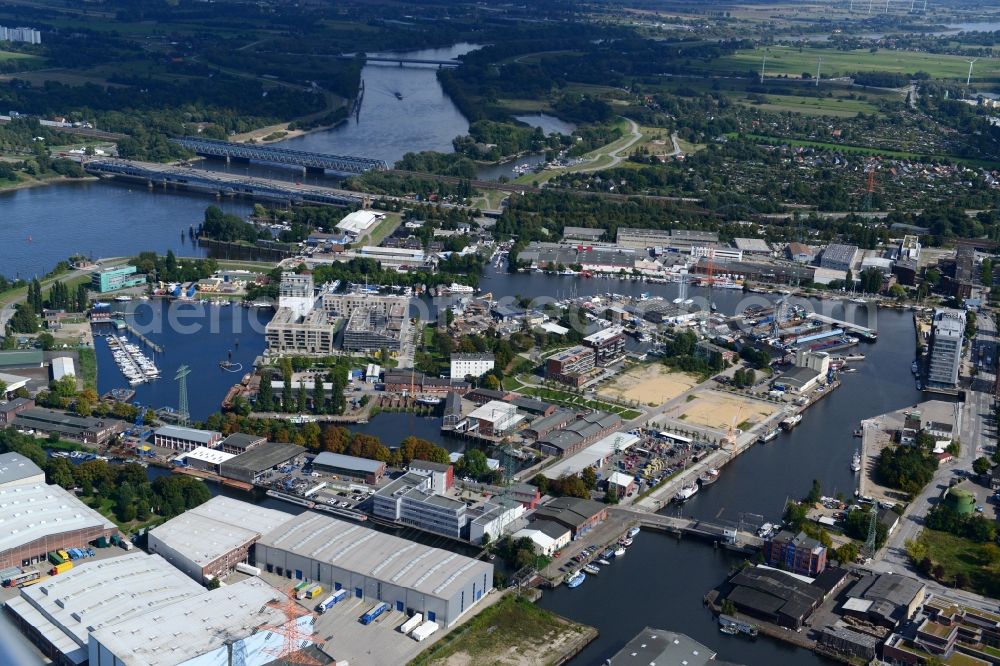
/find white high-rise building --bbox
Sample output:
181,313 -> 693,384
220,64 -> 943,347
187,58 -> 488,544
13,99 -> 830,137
927,308 -> 965,389
0,25 -> 41,45
277,272 -> 315,318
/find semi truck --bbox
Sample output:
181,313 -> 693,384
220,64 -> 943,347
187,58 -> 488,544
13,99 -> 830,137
235,563 -> 261,576
317,589 -> 348,613
50,561 -> 73,576
399,613 -> 423,635
305,585 -> 323,600
411,620 -> 439,642
294,581 -> 312,599
360,602 -> 388,625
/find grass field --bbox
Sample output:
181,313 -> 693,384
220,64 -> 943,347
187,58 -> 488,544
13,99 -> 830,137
706,45 -> 1000,81
738,93 -> 882,117
0,49 -> 38,62
523,385 -> 642,420
409,594 -> 593,666
77,348 -> 97,390
918,529 -> 1000,599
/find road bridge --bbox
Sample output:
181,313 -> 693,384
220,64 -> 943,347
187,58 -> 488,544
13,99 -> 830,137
171,137 -> 389,175
806,313 -> 878,341
83,159 -> 362,207
336,54 -> 460,67
610,508 -> 763,553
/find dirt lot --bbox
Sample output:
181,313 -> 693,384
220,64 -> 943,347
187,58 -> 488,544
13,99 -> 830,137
680,391 -> 779,430
598,364 -> 697,406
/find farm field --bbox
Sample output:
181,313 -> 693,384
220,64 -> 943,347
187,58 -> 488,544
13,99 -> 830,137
705,45 -> 1000,81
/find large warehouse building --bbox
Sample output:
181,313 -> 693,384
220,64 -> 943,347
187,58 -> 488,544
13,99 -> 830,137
5,552 -> 202,665
147,496 -> 293,582
0,451 -> 45,489
0,483 -> 117,569
254,511 -> 494,627
220,441 -> 306,484
88,577 -> 311,666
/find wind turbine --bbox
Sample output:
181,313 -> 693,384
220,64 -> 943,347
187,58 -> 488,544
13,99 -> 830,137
760,54 -> 767,84
816,57 -> 822,86
868,0 -> 873,14
967,58 -> 979,86
885,0 -> 890,12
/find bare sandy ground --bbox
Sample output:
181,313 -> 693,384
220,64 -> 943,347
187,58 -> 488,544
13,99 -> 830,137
681,391 -> 779,430
599,364 -> 697,406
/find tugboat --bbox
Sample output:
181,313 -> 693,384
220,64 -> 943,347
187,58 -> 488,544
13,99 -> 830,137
780,414 -> 803,431
698,468 -> 720,486
673,484 -> 699,503
219,350 -> 243,372
758,428 -> 779,444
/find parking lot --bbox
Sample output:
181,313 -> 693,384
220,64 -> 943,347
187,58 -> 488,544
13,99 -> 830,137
256,571 -> 500,666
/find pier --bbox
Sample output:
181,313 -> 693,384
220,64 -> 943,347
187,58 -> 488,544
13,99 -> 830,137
83,159 -> 363,207
621,510 -> 763,553
170,137 -> 389,175
806,313 -> 878,340
124,322 -> 163,353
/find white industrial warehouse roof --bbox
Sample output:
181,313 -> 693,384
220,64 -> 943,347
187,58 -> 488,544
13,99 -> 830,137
153,425 -> 220,444
542,431 -> 640,480
260,512 -> 493,600
5,552 -> 202,662
468,400 -> 517,423
88,577 -> 295,666
173,446 -> 235,466
336,210 -> 382,235
0,451 -> 43,487
148,496 -> 292,568
0,483 -> 113,555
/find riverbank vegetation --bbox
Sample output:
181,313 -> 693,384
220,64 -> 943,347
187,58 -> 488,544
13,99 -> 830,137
409,593 -> 591,666
907,530 -> 1000,599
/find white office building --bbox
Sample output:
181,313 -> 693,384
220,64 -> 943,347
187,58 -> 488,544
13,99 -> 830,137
277,272 -> 316,318
450,352 -> 496,379
927,308 -> 965,389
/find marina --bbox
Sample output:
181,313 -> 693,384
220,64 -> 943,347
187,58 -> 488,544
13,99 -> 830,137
106,335 -> 160,385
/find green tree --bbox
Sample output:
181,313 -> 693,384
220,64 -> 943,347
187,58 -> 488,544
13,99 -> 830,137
581,467 -> 597,490
46,457 -> 76,488
257,371 -> 273,411
805,479 -> 822,505
313,373 -> 325,414
973,456 -> 991,476
835,541 -> 859,564
206,576 -> 221,590
37,332 -> 55,350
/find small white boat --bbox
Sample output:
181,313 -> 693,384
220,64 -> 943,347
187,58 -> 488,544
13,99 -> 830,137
852,451 -> 862,473
614,547 -> 626,557
627,526 -> 640,538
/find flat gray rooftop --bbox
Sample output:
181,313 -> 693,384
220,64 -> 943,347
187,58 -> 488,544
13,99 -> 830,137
259,512 -> 492,601
5,552 -> 201,660
148,496 -> 293,567
0,483 -> 114,555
